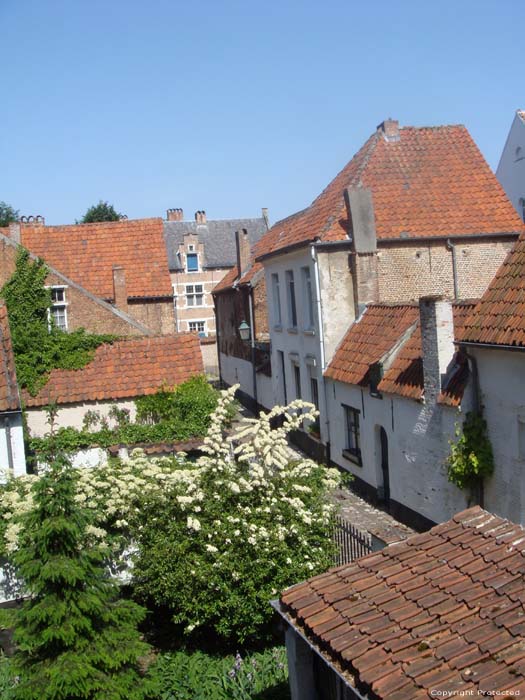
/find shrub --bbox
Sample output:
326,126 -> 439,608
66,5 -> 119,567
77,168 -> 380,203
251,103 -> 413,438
8,455 -> 150,700
447,411 -> 494,490
145,647 -> 289,700
132,387 -> 342,644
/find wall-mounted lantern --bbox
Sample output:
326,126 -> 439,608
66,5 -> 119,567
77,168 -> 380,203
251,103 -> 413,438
238,320 -> 251,342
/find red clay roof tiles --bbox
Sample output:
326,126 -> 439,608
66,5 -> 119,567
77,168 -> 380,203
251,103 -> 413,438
460,234 -> 525,347
0,302 -> 21,412
325,301 -> 476,406
23,333 -> 203,407
18,218 -> 173,300
281,506 -> 525,699
255,125 -> 524,260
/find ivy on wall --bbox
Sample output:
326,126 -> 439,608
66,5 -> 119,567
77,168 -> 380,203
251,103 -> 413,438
1,248 -> 115,395
446,411 -> 494,490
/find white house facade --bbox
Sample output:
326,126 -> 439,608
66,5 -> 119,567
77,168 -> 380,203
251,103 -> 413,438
496,110 -> 525,222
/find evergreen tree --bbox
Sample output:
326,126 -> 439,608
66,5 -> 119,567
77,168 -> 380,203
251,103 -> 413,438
11,455 -> 149,700
80,201 -> 122,223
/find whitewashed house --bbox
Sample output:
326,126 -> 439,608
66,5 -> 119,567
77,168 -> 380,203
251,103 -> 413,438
459,232 -> 525,525
496,110 -> 525,221
0,302 -> 26,478
324,296 -> 474,529
251,119 -> 523,461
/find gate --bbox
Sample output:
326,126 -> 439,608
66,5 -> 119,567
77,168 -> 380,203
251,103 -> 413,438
332,516 -> 372,566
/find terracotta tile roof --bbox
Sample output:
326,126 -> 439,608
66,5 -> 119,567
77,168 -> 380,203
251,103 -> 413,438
0,302 -> 21,412
255,124 -> 524,260
23,333 -> 203,407
459,234 -> 525,347
377,302 -> 477,406
19,218 -> 173,300
280,506 -> 525,699
213,260 -> 264,294
324,304 -> 419,385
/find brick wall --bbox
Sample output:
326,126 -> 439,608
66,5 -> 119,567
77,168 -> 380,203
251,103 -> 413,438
127,299 -> 175,335
252,275 -> 269,338
377,238 -> 515,302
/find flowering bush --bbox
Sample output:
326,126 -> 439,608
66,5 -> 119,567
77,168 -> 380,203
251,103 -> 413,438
0,386 -> 342,644
132,386 -> 342,643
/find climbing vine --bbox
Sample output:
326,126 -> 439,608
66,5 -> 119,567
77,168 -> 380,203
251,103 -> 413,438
1,248 -> 115,395
446,411 -> 494,490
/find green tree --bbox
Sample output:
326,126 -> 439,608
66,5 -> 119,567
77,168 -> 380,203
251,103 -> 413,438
0,201 -> 19,227
1,248 -> 115,394
10,454 -> 149,700
80,201 -> 123,223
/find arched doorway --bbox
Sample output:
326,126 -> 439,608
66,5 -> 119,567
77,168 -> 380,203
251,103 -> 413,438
379,426 -> 390,508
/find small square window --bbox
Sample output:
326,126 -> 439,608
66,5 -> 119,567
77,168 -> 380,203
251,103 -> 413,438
186,253 -> 199,272
189,320 -> 206,336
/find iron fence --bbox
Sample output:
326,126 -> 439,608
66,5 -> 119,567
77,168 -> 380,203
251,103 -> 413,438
332,516 -> 372,566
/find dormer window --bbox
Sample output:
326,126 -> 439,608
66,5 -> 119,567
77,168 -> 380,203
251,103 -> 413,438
186,253 -> 199,272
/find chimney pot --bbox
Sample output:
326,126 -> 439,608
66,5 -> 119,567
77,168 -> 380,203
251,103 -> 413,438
167,208 -> 183,222
377,118 -> 400,142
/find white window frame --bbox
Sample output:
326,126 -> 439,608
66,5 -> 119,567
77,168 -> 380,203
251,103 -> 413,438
285,270 -> 297,329
185,283 -> 204,307
301,265 -> 315,330
47,285 -> 68,331
342,404 -> 361,465
271,273 -> 282,327
188,319 -> 207,336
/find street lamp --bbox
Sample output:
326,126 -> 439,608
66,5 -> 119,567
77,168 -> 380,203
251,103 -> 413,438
238,320 -> 251,342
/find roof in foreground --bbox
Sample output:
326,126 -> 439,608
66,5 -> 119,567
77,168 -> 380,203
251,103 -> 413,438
18,218 -> 173,300
23,334 -> 203,407
254,122 -> 524,261
280,506 -> 525,699
460,233 -> 525,348
0,302 -> 21,412
324,301 -> 475,406
164,216 -> 268,270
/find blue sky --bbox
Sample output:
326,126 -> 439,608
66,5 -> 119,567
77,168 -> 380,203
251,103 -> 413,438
1,0 -> 522,226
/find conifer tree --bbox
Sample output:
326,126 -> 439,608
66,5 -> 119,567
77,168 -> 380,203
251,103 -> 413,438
11,454 -> 149,700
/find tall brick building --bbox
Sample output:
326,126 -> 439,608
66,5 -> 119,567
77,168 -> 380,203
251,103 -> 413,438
163,208 -> 268,337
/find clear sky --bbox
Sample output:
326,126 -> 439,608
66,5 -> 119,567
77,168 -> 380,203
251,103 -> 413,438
1,0 -> 522,226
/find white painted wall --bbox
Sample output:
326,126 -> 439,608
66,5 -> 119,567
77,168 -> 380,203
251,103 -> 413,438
325,378 -> 469,525
219,352 -> 273,410
496,112 -> 525,220
0,413 -> 27,479
470,347 -> 525,524
263,249 -> 329,436
26,399 -> 137,438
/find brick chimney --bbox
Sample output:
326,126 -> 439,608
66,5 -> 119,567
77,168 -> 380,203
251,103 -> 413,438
195,210 -> 207,224
419,295 -> 455,403
235,228 -> 251,278
167,208 -> 183,221
377,118 -> 400,142
112,265 -> 128,311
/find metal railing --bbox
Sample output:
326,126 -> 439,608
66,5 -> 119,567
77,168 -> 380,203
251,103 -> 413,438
332,516 -> 372,566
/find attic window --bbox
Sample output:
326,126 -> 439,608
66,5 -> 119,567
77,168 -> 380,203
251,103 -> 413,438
186,253 -> 199,272
48,286 -> 68,331
188,244 -> 195,252
520,198 -> 525,223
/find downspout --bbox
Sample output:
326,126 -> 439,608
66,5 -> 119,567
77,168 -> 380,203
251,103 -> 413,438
446,239 -> 459,300
214,293 -> 223,388
248,286 -> 258,411
4,417 -> 14,473
172,284 -> 180,332
311,244 -> 331,464
462,347 -> 484,507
